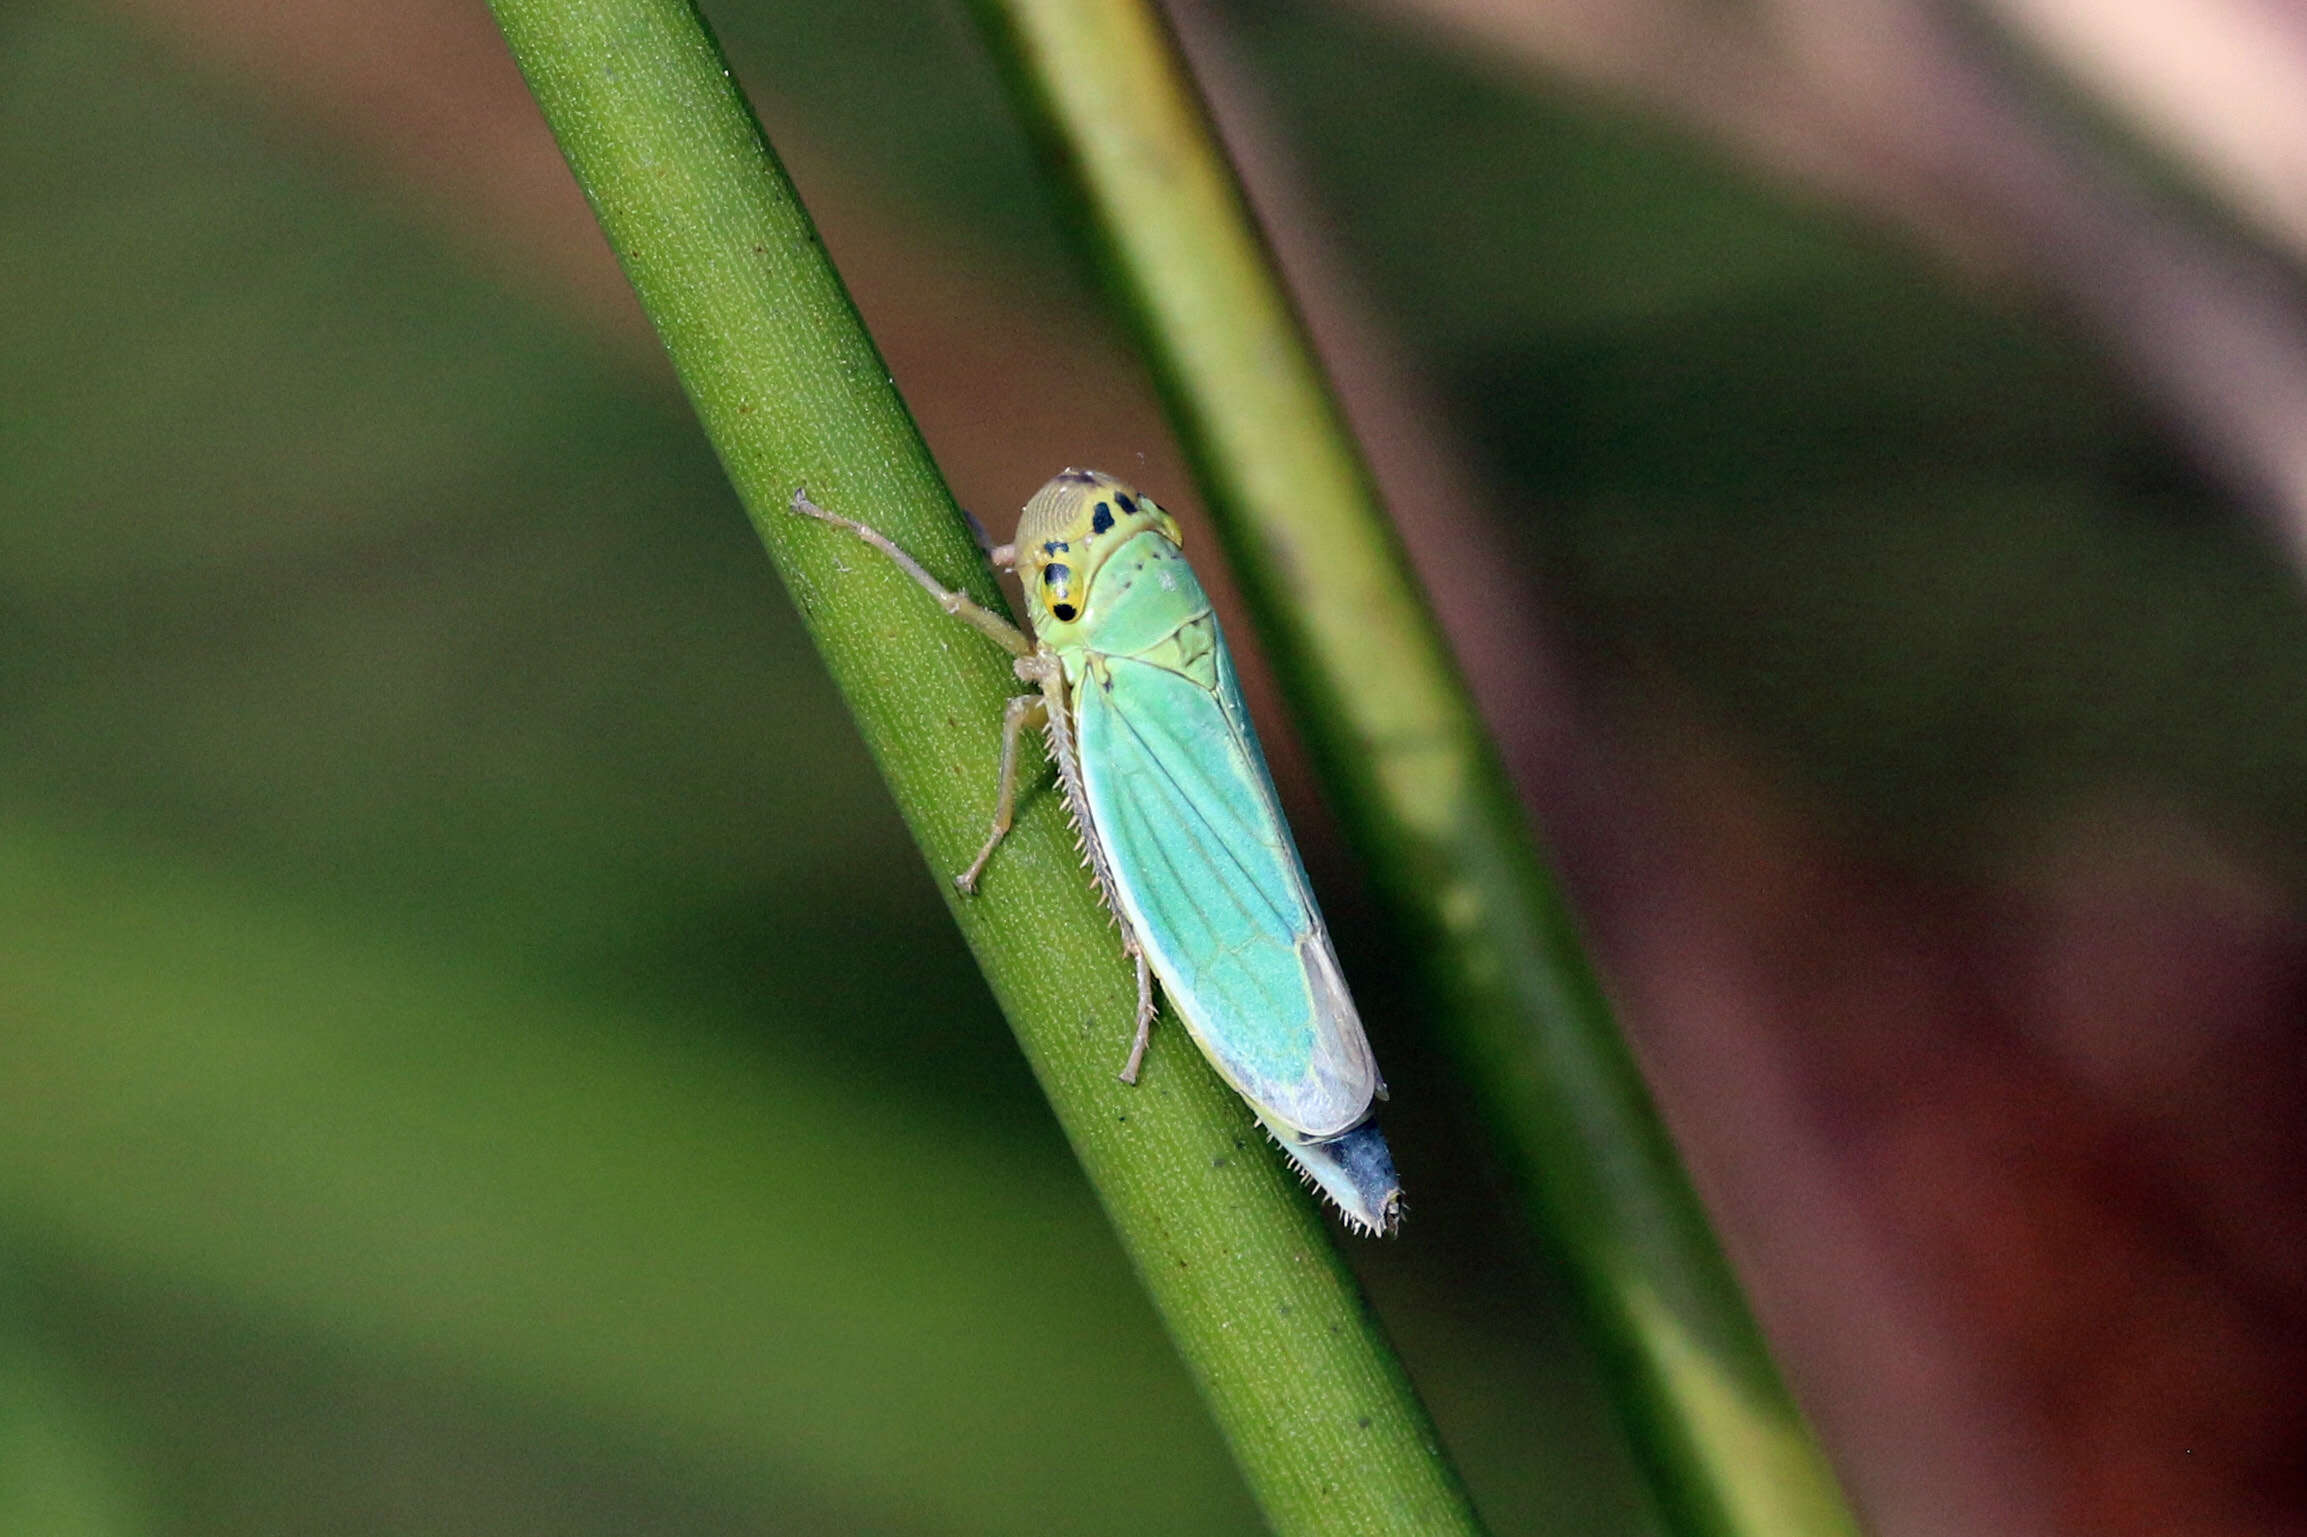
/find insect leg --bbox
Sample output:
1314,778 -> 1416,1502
1119,944 -> 1155,1085
1020,654 -> 1160,1082
790,489 -> 1032,658
955,692 -> 1049,893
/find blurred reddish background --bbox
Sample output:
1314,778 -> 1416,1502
66,0 -> 2307,1532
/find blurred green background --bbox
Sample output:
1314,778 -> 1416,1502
5,0 -> 2303,1532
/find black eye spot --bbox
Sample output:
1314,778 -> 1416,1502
1042,562 -> 1071,588
1115,494 -> 1137,514
1090,501 -> 1115,535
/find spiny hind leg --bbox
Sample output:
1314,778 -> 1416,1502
956,692 -> 1048,893
789,488 -> 1031,658
1118,939 -> 1156,1085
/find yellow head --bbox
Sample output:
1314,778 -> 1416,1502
1012,469 -> 1183,638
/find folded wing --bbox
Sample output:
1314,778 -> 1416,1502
1077,644 -> 1378,1140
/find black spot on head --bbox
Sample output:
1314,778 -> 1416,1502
1115,493 -> 1137,514
1042,559 -> 1078,622
1090,501 -> 1114,535
1041,539 -> 1068,555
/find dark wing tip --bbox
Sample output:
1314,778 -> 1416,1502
1268,1118 -> 1404,1238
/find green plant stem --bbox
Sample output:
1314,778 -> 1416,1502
965,3 -> 1864,1535
486,2 -> 1483,1532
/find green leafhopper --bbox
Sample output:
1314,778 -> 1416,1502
793,470 -> 1401,1235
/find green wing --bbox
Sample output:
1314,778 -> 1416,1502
1076,634 -> 1379,1141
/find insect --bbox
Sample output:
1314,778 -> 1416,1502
792,470 -> 1401,1235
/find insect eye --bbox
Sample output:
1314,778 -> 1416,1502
1042,561 -> 1078,622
